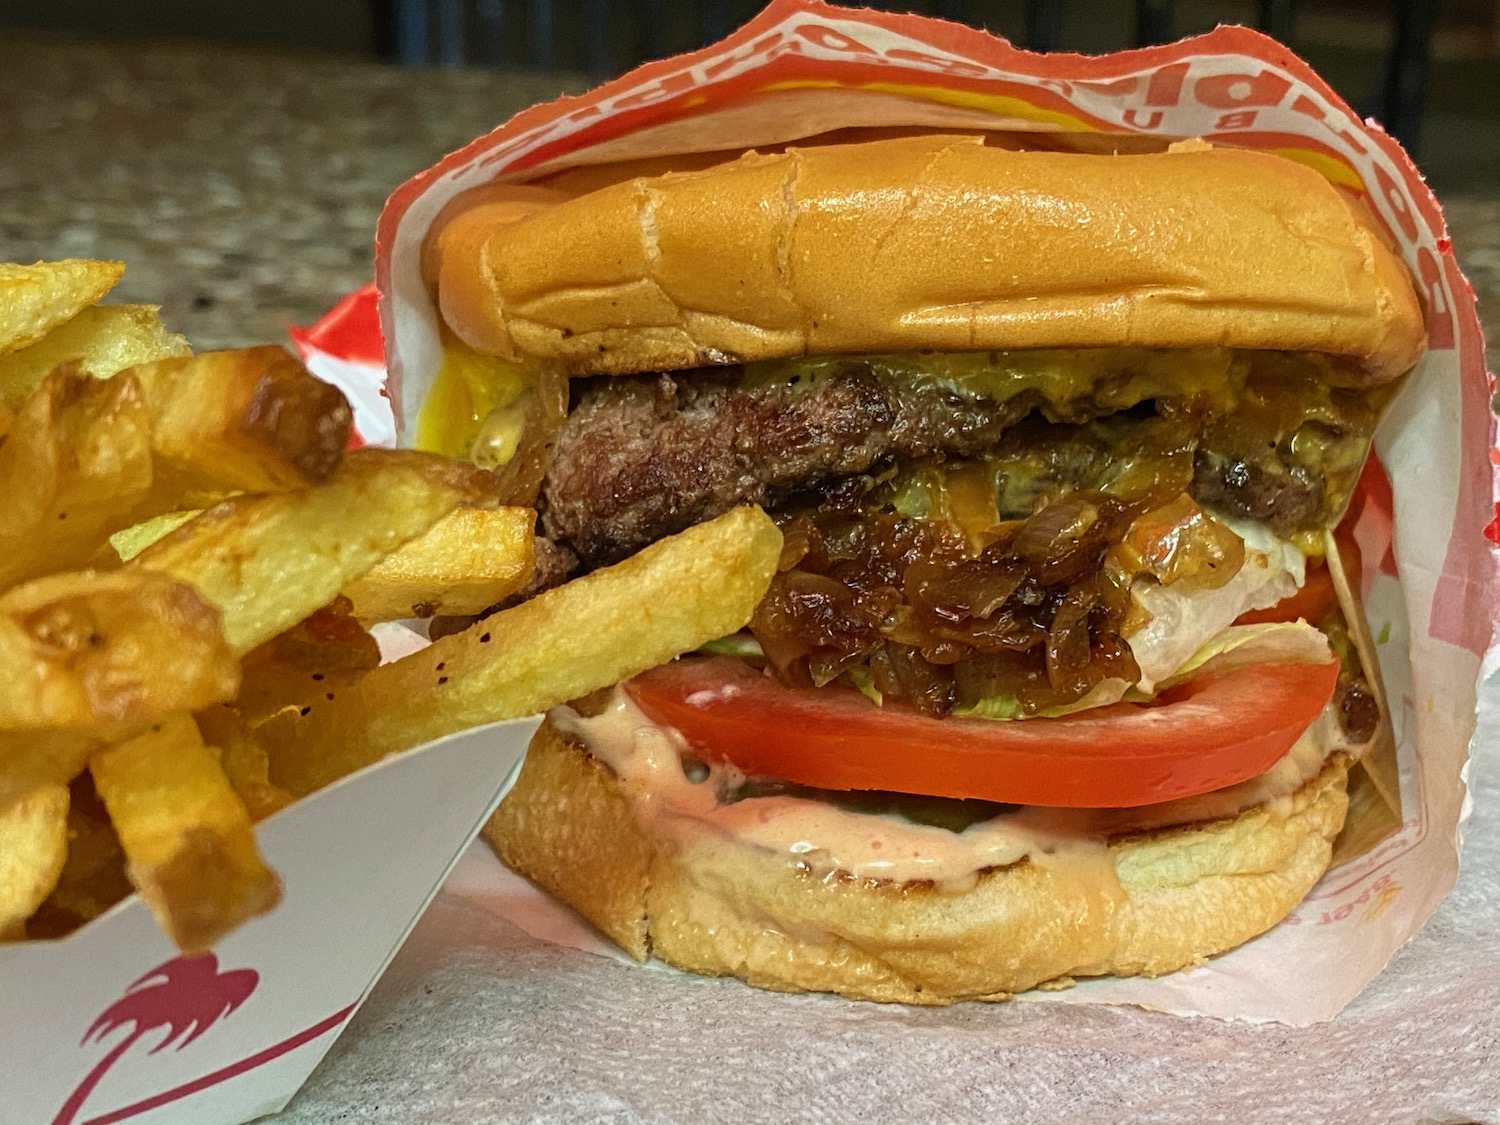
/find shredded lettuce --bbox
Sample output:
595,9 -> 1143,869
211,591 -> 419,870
698,633 -> 764,658
1156,620 -> 1332,688
954,693 -> 1025,720
846,664 -> 883,705
954,678 -> 1134,720
1126,518 -> 1305,693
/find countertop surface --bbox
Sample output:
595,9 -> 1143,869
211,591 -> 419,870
0,35 -> 583,350
2,33 -> 1496,1125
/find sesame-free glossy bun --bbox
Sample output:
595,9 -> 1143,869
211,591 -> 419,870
483,716 -> 1351,1005
435,133 -> 1425,383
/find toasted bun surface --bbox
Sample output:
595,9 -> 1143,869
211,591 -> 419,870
436,133 -> 1424,383
484,716 -> 1350,1004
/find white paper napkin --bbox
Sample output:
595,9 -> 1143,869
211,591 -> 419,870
267,679 -> 1500,1124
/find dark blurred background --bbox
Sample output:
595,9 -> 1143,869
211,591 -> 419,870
2,0 -> 1497,189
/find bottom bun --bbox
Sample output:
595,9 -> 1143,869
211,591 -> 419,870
484,715 -> 1351,1004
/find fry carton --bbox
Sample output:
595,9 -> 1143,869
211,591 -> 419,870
347,0 -> 1495,1026
0,713 -> 539,1125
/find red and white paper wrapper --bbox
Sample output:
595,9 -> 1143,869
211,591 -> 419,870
289,284 -> 393,450
220,15 -> 1500,1109
355,0 -> 1500,1026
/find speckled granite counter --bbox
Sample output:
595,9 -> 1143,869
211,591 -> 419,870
0,35 -> 583,348
1,33 -> 1496,363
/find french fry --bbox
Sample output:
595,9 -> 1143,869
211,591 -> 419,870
0,783 -> 70,939
0,259 -> 122,356
0,730 -> 99,818
344,506 -> 536,621
0,303 -> 190,408
90,713 -> 281,953
130,449 -> 497,655
25,774 -> 135,939
266,506 -> 783,795
0,259 -> 566,949
219,725 -> 295,823
228,598 -> 381,726
0,364 -> 154,588
195,601 -> 379,818
244,596 -> 382,677
0,570 -> 239,731
3,346 -> 351,569
194,701 -> 296,821
129,347 -> 353,494
0,261 -> 531,949
115,506 -> 533,622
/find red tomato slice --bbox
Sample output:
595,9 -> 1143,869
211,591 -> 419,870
625,655 -> 1339,808
1236,533 -> 1361,627
1234,560 -> 1337,626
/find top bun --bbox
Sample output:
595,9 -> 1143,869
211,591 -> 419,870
434,133 -> 1425,384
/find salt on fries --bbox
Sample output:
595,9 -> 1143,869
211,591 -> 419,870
0,303 -> 190,408
0,261 -> 125,360
265,505 -> 784,795
0,259 -> 782,952
128,449 -> 496,656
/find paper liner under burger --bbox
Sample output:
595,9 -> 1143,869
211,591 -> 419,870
363,0 -> 1497,1023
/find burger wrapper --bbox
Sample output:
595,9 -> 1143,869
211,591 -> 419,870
334,0 -> 1497,1025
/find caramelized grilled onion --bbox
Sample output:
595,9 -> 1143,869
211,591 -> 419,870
747,475 -> 1274,718
753,491 -> 1140,716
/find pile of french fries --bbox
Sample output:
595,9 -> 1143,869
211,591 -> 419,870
0,259 -> 782,952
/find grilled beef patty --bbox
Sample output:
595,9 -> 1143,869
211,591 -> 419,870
539,367 -> 1038,569
536,362 -> 1344,572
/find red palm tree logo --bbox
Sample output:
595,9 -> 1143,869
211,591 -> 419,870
52,954 -> 259,1125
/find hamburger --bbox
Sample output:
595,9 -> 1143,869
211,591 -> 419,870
418,131 -> 1424,1002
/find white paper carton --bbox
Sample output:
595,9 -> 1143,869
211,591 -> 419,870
0,717 -> 538,1125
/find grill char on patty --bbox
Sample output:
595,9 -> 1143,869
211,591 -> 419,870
535,363 -> 1332,574
539,367 -> 1038,569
